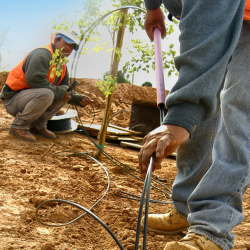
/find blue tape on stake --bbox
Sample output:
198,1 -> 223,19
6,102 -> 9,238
98,145 -> 104,149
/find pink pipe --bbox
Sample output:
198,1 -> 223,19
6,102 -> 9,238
154,28 -> 165,108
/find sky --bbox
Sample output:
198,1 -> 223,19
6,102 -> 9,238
0,0 -> 180,90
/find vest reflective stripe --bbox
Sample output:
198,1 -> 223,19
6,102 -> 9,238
244,0 -> 250,20
6,43 -> 67,91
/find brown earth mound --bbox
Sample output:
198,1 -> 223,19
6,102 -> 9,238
73,78 -> 169,128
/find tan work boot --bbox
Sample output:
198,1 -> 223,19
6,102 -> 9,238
164,232 -> 222,250
9,127 -> 36,142
31,127 -> 56,139
141,208 -> 189,235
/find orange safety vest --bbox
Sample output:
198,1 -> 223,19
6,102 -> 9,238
244,0 -> 250,20
6,43 -> 67,91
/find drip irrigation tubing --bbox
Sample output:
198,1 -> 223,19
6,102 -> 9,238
115,190 -> 172,204
69,103 -> 172,196
69,5 -> 146,81
54,150 -> 93,157
66,102 -> 96,130
129,123 -> 146,131
64,102 -> 173,197
36,152 -> 110,227
35,119 -> 173,248
64,4 -> 172,196
74,102 -> 96,129
37,199 -> 125,250
60,98 -> 172,198
76,124 -> 172,197
135,156 -> 153,250
35,6 -> 173,249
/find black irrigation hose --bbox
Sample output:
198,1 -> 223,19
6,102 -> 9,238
115,190 -> 172,204
54,150 -> 93,157
36,153 -> 110,227
143,158 -> 153,250
159,103 -> 165,126
66,102 -> 95,130
135,157 -> 153,250
58,127 -> 170,249
65,3 -> 168,197
76,126 -> 172,197
36,6 -> 172,250
70,5 -> 146,81
74,102 -> 96,129
65,4 -> 172,198
36,135 -> 162,249
129,123 -> 146,131
76,127 -> 167,192
36,199 -> 125,250
53,122 -> 172,249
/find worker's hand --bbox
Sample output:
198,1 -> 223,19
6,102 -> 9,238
80,96 -> 93,107
138,125 -> 190,178
63,91 -> 71,102
144,8 -> 167,41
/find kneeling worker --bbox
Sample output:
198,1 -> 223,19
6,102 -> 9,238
0,29 -> 92,142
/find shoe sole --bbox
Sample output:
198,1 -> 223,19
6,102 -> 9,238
9,128 -> 36,143
140,221 -> 188,235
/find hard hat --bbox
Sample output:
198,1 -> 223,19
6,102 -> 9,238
56,28 -> 80,51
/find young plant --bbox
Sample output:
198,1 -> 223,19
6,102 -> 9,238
49,48 -> 69,78
96,75 -> 117,97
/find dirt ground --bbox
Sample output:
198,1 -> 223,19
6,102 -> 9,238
0,73 -> 250,250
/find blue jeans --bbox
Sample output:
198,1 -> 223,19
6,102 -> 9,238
172,21 -> 250,250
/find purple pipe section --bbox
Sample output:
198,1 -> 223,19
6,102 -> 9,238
154,28 -> 165,109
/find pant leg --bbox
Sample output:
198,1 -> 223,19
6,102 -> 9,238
4,88 -> 54,130
187,21 -> 250,250
29,86 -> 68,130
164,0 -> 229,218
30,100 -> 66,130
4,86 -> 68,130
172,95 -> 221,218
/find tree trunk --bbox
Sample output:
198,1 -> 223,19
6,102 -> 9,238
94,8 -> 128,160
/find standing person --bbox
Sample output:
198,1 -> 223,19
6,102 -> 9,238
139,0 -> 250,249
0,29 -> 92,143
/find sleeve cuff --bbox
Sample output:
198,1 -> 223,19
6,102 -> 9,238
144,0 -> 162,10
163,102 -> 204,137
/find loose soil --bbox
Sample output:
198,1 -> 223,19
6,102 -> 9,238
0,73 -> 249,250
